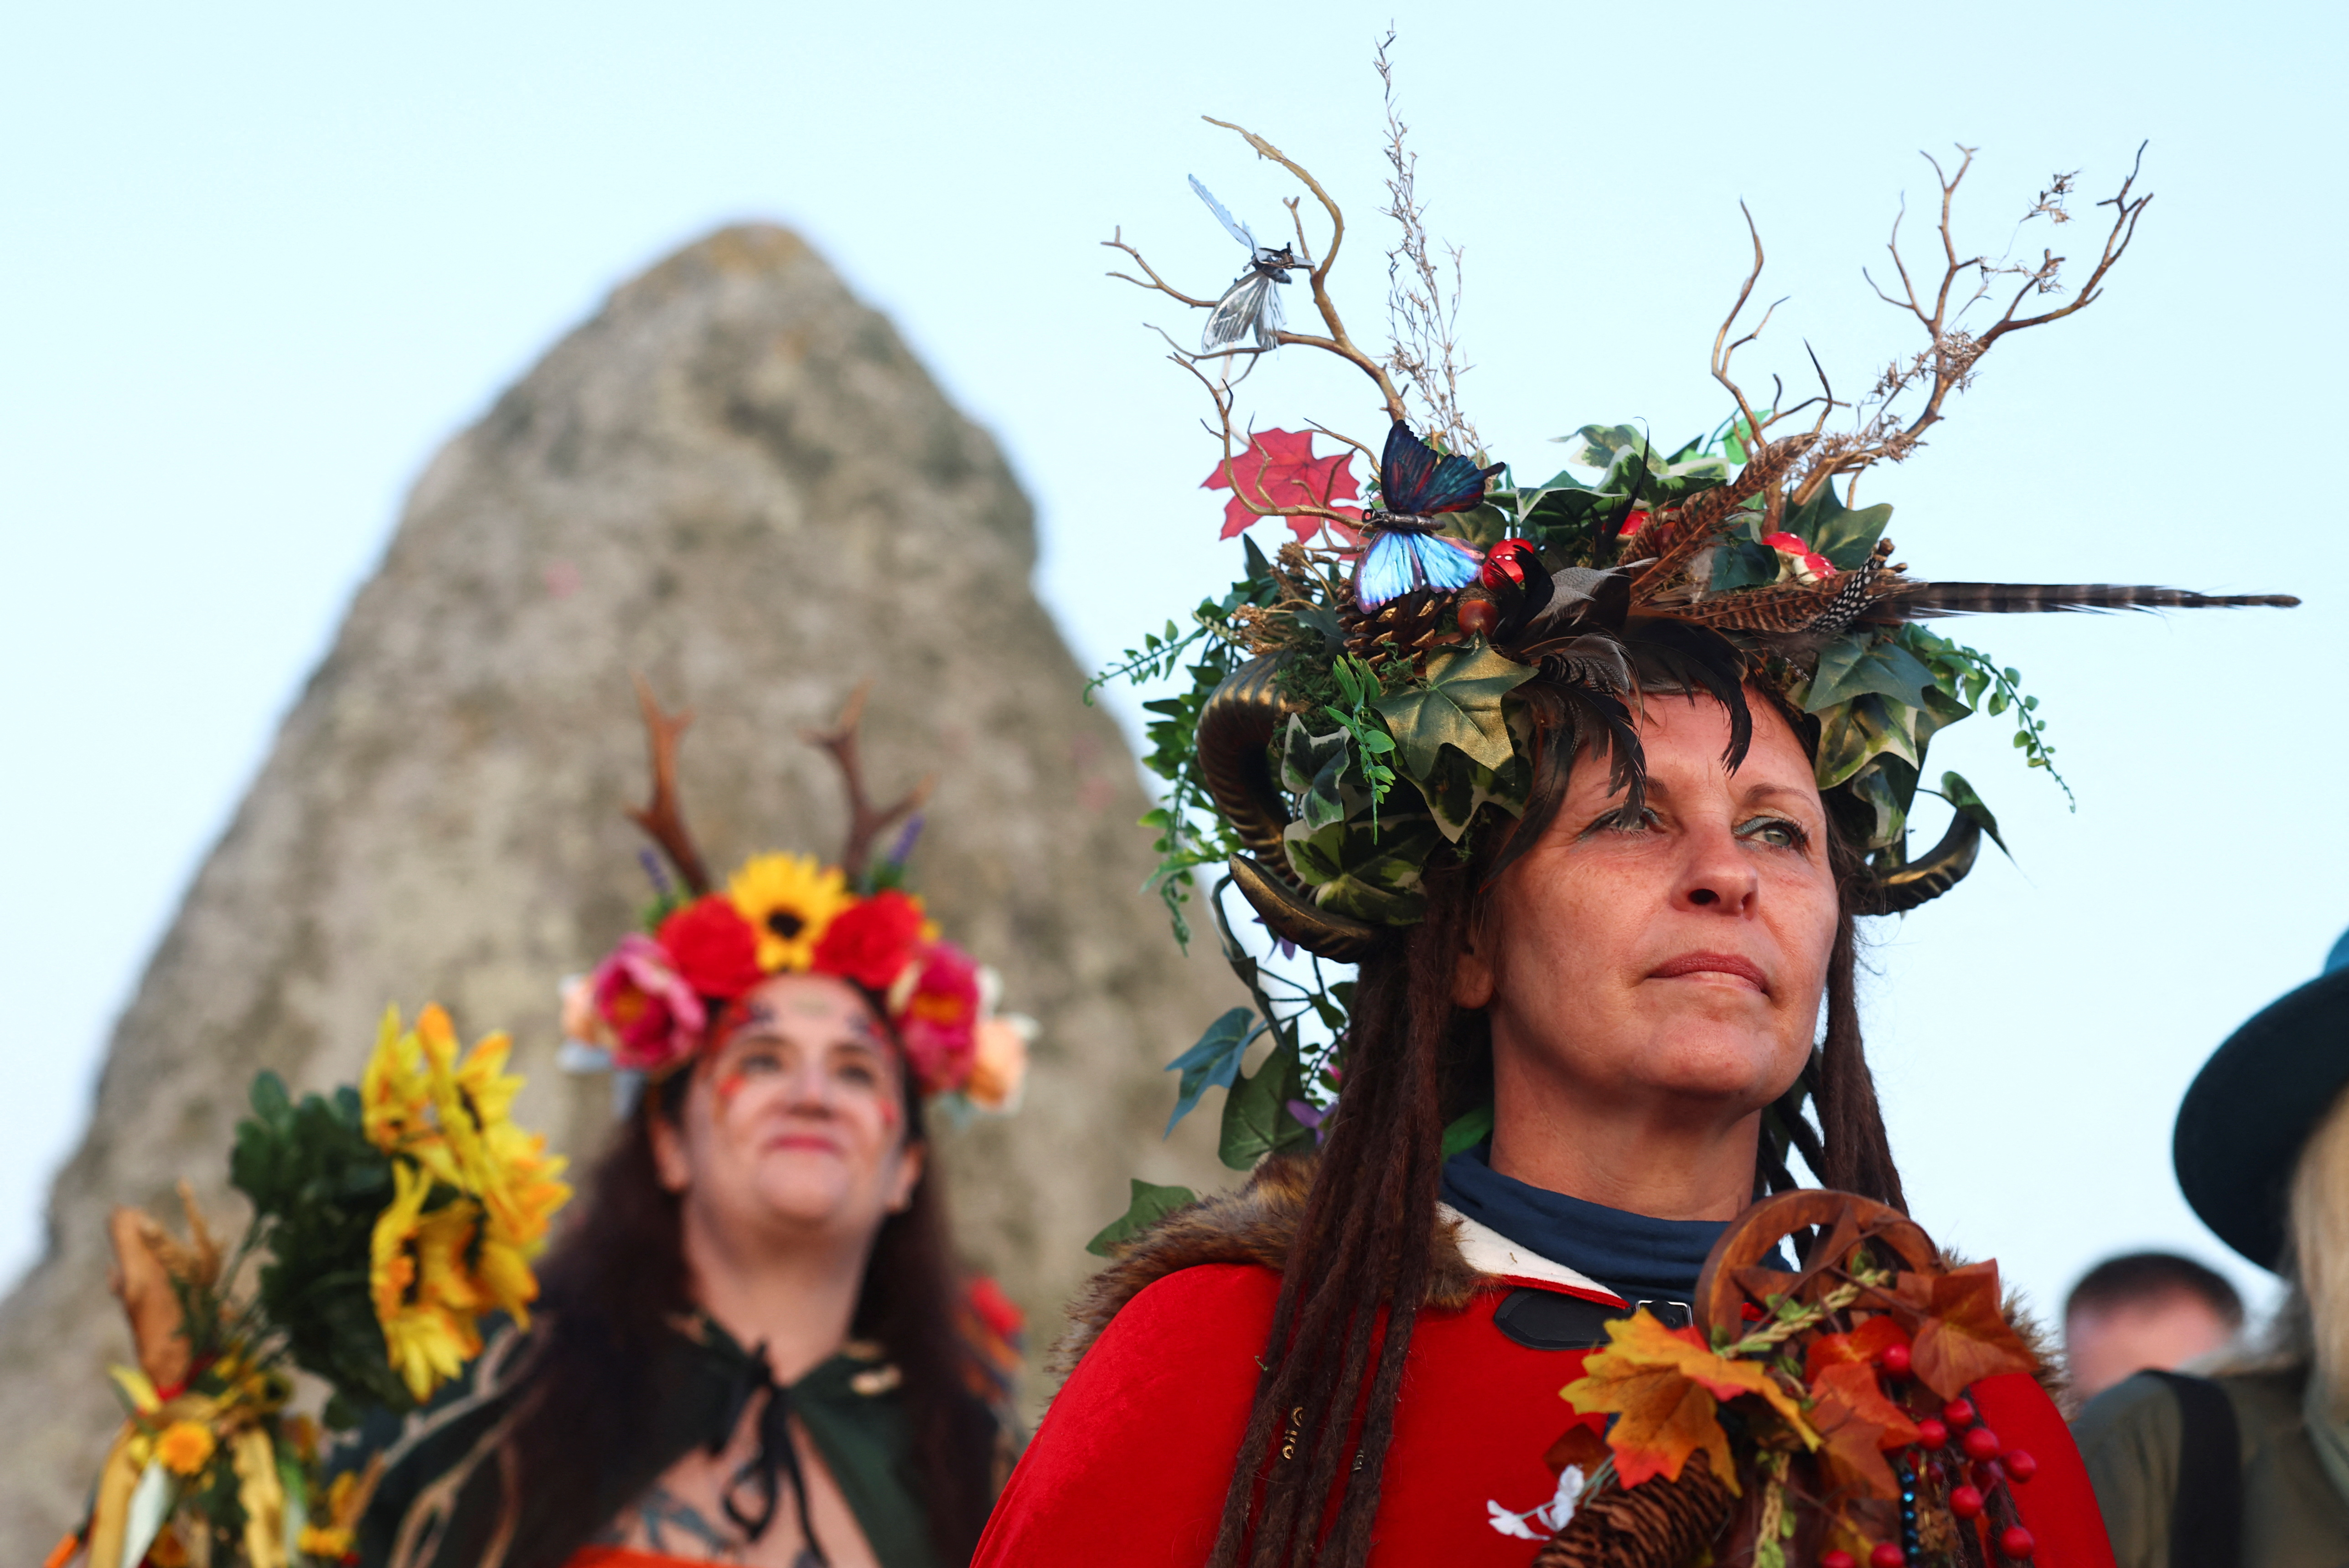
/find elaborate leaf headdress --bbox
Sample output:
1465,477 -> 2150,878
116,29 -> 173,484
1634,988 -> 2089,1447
1102,124 -> 2296,968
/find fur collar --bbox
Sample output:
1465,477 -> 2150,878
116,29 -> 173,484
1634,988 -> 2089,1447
1056,1155 -> 2066,1404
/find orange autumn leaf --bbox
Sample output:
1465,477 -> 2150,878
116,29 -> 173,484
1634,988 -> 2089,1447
1560,1310 -> 1818,1489
1806,1315 -> 1909,1377
1905,1262 -> 2038,1400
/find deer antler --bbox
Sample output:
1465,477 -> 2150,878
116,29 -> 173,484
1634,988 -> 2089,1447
803,683 -> 935,885
626,675 -> 713,897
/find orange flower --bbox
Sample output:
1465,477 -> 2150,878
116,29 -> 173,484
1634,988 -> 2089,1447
153,1420 -> 216,1476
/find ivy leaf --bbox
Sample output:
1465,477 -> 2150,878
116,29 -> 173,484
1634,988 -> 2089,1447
1200,428 -> 1363,542
1283,815 -> 1439,924
1219,1039 -> 1312,1170
1163,1007 -> 1260,1135
1373,641 -> 1537,781
1936,770 -> 2011,860
1278,717 -> 1352,832
1808,503 -> 1893,570
1085,1179 -> 1199,1257
1441,1103 -> 1494,1156
1804,634 -> 1936,714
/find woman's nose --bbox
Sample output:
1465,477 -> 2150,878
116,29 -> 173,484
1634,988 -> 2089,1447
1674,823 -> 1759,913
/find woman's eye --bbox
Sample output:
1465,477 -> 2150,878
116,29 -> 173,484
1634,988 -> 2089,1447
734,1048 -> 783,1075
1735,815 -> 1810,851
1581,805 -> 1661,839
837,1061 -> 879,1088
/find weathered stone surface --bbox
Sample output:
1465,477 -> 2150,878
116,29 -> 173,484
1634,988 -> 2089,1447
0,224 -> 1237,1557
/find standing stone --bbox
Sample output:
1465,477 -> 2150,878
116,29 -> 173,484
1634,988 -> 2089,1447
0,224 -> 1238,1558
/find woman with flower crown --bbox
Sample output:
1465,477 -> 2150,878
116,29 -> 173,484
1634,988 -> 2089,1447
357,686 -> 1029,1568
971,121 -> 2297,1568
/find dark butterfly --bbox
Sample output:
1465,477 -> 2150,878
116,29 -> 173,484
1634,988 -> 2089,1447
1190,175 -> 1301,356
1353,421 -> 1502,610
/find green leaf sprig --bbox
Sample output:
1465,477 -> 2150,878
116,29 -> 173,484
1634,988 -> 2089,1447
1320,655 -> 1399,834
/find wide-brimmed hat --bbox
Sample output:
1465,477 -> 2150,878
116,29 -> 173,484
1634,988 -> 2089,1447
2175,928 -> 2349,1271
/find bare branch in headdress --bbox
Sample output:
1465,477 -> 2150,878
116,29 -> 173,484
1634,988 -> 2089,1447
1375,32 -> 1482,456
1710,202 -> 1786,454
1201,117 -> 1413,427
803,682 -> 935,885
1173,353 -> 1366,540
626,674 -> 713,897
1102,226 -> 1223,310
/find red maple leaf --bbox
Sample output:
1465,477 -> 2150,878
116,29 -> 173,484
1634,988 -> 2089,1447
1202,428 -> 1363,543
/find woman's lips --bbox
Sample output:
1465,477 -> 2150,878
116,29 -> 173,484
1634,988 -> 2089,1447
766,1132 -> 844,1155
1648,951 -> 1770,993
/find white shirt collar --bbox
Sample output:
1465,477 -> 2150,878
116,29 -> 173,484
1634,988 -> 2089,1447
1438,1202 -> 1624,1302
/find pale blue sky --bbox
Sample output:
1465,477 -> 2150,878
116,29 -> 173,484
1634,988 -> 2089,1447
4,0 -> 2342,1328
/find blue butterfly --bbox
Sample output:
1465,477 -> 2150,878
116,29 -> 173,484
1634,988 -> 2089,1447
1353,421 -> 1502,610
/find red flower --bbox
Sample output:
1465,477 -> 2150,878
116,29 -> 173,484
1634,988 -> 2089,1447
811,891 -> 926,992
965,1274 -> 1026,1343
656,896 -> 765,1000
591,935 -> 707,1074
894,940 -> 982,1095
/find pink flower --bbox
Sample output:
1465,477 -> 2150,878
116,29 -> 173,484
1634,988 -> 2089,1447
1760,531 -> 1837,587
591,934 -> 707,1074
890,941 -> 982,1097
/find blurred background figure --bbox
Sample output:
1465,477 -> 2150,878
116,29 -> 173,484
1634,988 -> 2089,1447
2075,928 -> 2349,1564
2065,1251 -> 2245,1403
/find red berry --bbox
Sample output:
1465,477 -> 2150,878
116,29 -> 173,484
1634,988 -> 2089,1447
1949,1484 -> 1985,1520
1998,1525 -> 2036,1560
1820,1555 -> 1856,1568
1914,1418 -> 1949,1449
2003,1448 -> 2037,1483
1962,1425 -> 2002,1462
1973,1459 -> 2005,1489
1870,1545 -> 1906,1568
1455,596 -> 1500,636
1942,1398 -> 1976,1427
1878,1342 -> 1912,1375
1742,1300 -> 1767,1322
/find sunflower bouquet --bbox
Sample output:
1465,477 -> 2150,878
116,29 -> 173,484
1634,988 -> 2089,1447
52,1006 -> 571,1568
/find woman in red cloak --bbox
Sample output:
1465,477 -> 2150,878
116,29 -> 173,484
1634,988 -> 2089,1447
975,122 -> 2295,1568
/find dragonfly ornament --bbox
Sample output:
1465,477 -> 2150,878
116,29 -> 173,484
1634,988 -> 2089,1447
1352,421 -> 1501,611
1189,175 -> 1303,357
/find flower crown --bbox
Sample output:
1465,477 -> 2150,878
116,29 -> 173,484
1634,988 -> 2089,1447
560,683 -> 1029,1114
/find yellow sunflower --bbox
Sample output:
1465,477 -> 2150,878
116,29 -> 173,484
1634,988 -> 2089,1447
370,1163 -> 483,1403
359,1007 -> 437,1163
728,854 -> 854,972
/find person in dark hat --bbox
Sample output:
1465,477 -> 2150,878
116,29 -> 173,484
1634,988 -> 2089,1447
2073,927 -> 2349,1566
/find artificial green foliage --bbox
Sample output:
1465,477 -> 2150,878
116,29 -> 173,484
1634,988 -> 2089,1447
1085,1179 -> 1200,1258
1219,1037 -> 1314,1169
1163,1007 -> 1261,1135
1319,656 -> 1400,831
1092,536 -> 1286,949
1372,640 -> 1537,780
230,1072 -> 413,1419
1283,813 -> 1441,923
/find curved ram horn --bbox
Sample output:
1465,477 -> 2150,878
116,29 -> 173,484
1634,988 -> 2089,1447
1852,812 -> 1982,916
1229,855 -> 1387,965
1195,655 -> 1305,873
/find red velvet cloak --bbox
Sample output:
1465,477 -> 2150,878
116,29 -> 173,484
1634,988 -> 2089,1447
977,1190 -> 2115,1566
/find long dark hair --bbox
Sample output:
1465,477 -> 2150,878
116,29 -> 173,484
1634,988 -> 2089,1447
504,1035 -> 997,1568
1206,680 -> 1908,1568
